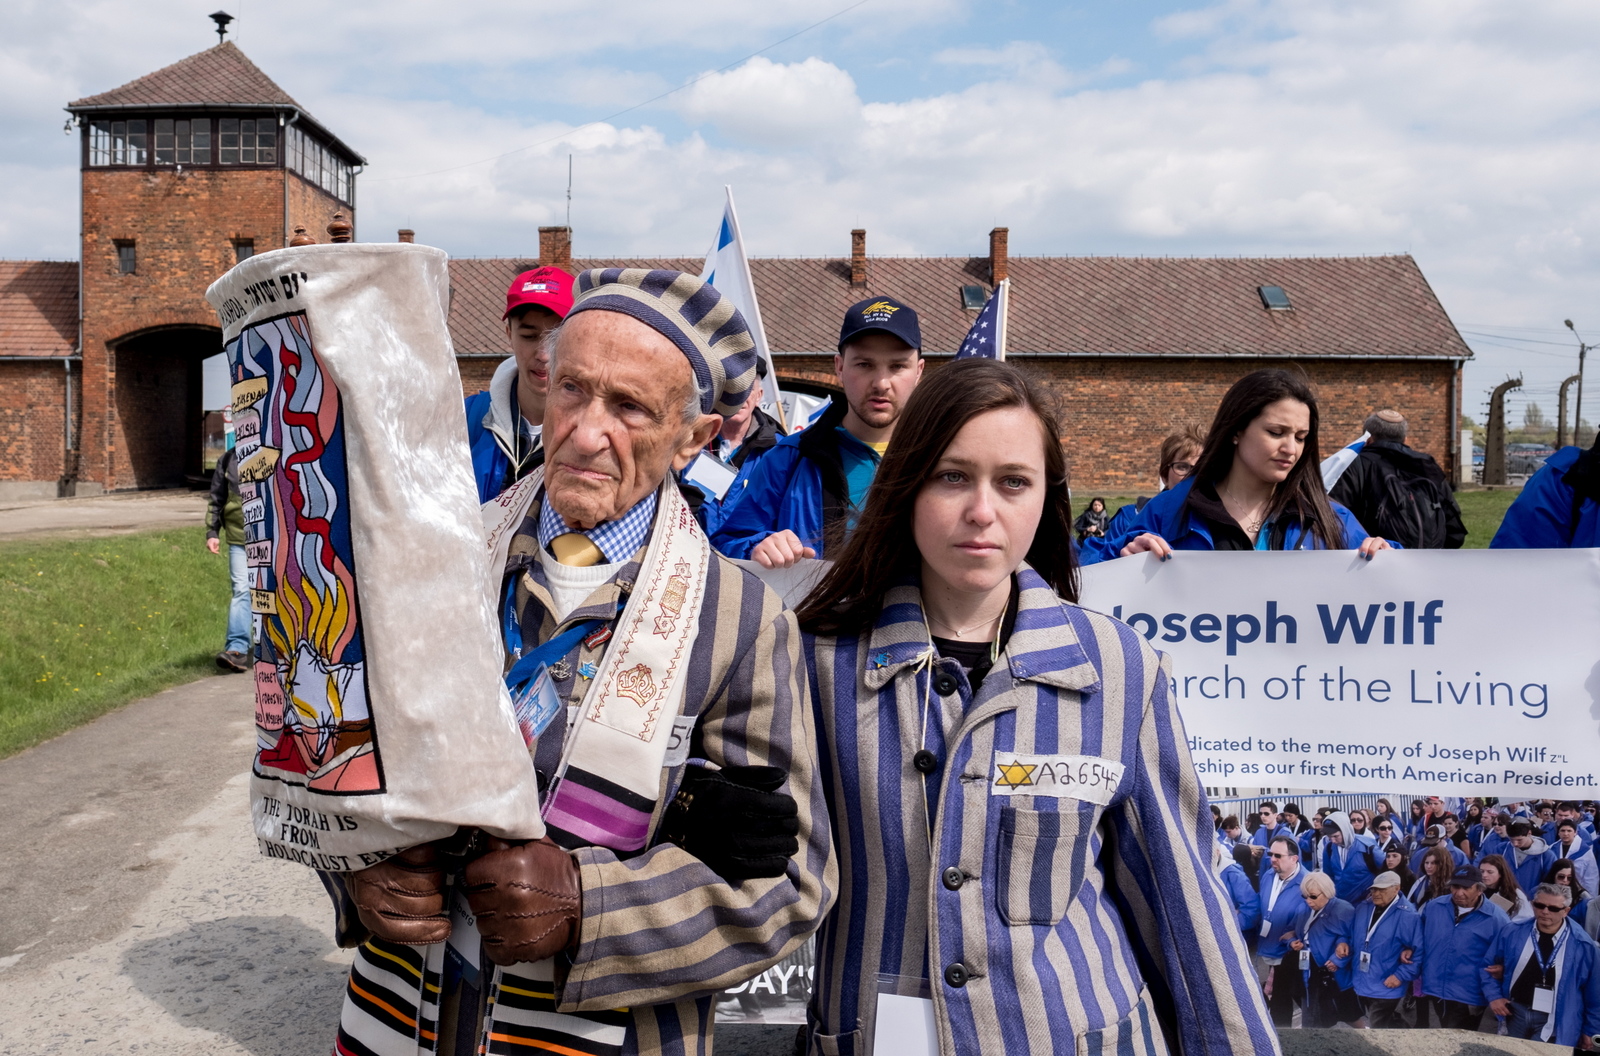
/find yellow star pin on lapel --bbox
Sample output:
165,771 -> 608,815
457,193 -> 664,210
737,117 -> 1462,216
995,761 -> 1037,789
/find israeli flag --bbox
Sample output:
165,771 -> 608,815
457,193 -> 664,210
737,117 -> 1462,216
1320,432 -> 1369,492
701,186 -> 786,430
956,279 -> 1009,360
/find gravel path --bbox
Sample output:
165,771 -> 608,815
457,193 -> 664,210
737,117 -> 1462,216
0,489 -> 207,542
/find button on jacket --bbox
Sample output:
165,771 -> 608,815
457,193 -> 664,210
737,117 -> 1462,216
803,568 -> 1277,1055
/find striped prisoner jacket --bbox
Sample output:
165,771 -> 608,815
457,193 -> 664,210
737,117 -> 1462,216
803,568 -> 1278,1056
338,523 -> 838,1056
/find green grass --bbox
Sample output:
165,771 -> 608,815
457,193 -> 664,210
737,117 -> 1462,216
1086,489 -> 1520,548
1455,489 -> 1519,548
0,526 -> 232,758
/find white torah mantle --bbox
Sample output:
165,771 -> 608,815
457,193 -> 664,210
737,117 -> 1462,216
205,243 -> 544,871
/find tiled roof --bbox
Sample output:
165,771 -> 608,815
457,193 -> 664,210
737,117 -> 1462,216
69,42 -> 301,111
66,43 -> 362,164
0,262 -> 78,358
445,253 -> 1471,360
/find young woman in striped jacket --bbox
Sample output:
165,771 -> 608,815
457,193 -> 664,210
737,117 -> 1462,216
794,359 -> 1278,1056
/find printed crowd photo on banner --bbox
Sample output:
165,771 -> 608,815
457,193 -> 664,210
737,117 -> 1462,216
1078,550 -> 1600,797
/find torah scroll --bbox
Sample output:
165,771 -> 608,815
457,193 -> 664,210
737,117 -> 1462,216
206,243 -> 544,870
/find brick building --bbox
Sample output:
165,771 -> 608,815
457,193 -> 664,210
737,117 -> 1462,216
0,44 -> 1472,498
0,41 -> 361,498
445,228 -> 1473,491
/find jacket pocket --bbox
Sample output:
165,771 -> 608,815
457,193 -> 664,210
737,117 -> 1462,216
808,1028 -> 863,1056
1076,988 -> 1170,1056
995,806 -> 1093,926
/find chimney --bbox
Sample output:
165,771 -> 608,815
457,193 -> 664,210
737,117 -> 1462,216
850,229 -> 867,287
397,229 -> 415,243
989,227 -> 1009,285
539,226 -> 572,270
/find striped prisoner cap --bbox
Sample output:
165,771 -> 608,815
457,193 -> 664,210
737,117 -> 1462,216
567,269 -> 758,418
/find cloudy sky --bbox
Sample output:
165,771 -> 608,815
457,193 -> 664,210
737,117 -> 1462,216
3,0 -> 1598,425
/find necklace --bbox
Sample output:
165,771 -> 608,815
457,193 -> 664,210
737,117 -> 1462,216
1219,481 -> 1274,535
925,602 -> 1008,640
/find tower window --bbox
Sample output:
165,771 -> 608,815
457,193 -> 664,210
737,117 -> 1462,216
219,118 -> 277,165
88,120 -> 148,166
234,240 -> 255,263
115,240 -> 137,274
153,118 -> 211,165
1258,285 -> 1292,310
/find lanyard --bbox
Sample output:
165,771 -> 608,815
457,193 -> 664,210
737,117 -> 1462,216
1365,902 -> 1391,943
1532,928 -> 1568,979
500,572 -> 619,695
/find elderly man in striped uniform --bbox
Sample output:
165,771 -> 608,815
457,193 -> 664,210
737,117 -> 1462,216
335,269 -> 837,1056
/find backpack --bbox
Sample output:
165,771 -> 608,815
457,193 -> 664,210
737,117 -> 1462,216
1364,455 -> 1452,549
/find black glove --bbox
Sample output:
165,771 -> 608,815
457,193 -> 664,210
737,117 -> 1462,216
660,764 -> 800,882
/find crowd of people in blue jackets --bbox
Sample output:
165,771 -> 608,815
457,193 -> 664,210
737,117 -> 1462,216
1210,796 -> 1600,1043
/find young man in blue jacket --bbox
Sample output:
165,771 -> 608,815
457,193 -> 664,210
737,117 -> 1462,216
1347,872 -> 1420,1028
1416,864 -> 1511,1029
464,265 -> 573,501
1482,883 -> 1600,1046
1249,801 -> 1296,882
1491,433 -> 1600,548
712,296 -> 923,566
1506,821 -> 1558,895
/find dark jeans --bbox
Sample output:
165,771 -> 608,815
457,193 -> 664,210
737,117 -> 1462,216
1304,964 -> 1361,1027
1439,999 -> 1486,1031
1361,995 -> 1406,1029
1504,1000 -> 1550,1040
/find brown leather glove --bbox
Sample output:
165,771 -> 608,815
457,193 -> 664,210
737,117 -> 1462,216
347,843 -> 450,945
462,836 -> 582,967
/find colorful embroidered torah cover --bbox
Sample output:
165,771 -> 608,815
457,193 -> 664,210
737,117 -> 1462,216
206,244 -> 544,870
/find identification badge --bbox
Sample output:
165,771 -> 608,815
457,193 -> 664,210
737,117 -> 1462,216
1299,950 -> 1310,970
874,976 -> 936,1056
1359,951 -> 1371,971
662,714 -> 696,769
1260,919 -> 1272,938
445,889 -> 483,988
989,753 -> 1125,804
510,664 -> 564,746
1532,986 -> 1554,1013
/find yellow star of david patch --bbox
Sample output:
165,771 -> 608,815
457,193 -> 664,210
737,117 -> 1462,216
994,761 -> 1037,788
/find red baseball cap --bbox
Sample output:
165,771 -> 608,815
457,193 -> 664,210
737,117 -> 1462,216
503,266 -> 574,320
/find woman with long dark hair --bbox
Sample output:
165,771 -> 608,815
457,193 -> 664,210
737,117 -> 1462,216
796,359 -> 1275,1055
1479,854 -> 1533,921
1381,841 -> 1416,895
1408,844 -> 1454,908
1101,369 -> 1391,558
1546,859 -> 1590,925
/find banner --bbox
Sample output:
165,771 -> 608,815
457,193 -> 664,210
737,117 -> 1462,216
1077,550 -> 1600,797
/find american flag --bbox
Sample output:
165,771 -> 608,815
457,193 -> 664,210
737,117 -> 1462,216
956,278 -> 1009,360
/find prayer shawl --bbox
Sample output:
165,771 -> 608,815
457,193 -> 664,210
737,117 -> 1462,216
205,244 -> 543,870
336,481 -> 838,1056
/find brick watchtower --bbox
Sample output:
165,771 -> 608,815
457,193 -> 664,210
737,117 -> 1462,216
66,41 -> 364,489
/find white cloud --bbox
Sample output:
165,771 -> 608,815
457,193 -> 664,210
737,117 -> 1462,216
4,0 -> 1600,410
676,57 -> 862,147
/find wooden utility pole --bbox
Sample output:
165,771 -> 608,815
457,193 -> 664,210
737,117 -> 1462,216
1484,377 -> 1522,486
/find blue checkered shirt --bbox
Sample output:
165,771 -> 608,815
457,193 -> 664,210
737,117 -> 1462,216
536,489 -> 658,564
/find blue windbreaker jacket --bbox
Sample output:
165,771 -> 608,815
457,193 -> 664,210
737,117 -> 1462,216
1418,894 -> 1510,1004
1491,445 -> 1600,548
1480,918 -> 1600,1045
1259,868 -> 1309,960
1291,896 -> 1355,989
1220,862 -> 1262,935
1506,837 -> 1557,895
1079,477 -> 1382,564
1348,897 -> 1421,1000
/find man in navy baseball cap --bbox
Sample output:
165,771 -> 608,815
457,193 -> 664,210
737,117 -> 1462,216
713,293 -> 925,568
